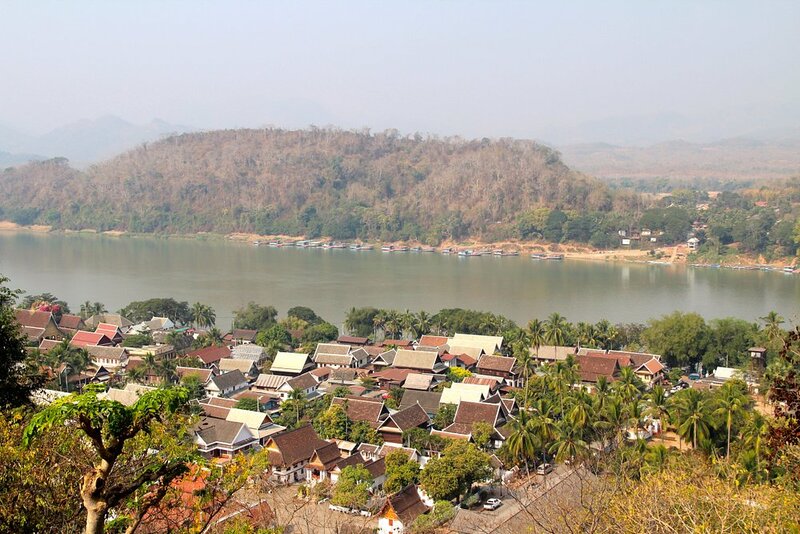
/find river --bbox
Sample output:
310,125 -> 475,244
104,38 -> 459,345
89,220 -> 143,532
1,232 -> 797,330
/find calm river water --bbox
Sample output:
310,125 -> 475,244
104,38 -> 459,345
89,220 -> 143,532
1,232 -> 797,330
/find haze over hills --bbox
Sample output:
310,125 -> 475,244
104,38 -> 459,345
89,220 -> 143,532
0,116 -> 192,165
558,137 -> 800,181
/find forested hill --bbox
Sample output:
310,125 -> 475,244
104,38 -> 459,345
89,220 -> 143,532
0,128 -> 622,243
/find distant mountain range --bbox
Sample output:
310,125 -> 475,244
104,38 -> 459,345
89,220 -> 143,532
0,116 -> 192,166
558,137 -> 800,181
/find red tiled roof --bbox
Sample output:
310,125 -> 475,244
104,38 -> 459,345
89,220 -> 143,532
381,403 -> 429,432
476,355 -> 516,373
380,485 -> 428,524
187,345 -> 232,365
70,331 -> 113,348
441,353 -> 478,366
418,335 -> 448,347
453,401 -> 501,426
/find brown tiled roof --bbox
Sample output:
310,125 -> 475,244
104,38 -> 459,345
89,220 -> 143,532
454,401 -> 501,426
637,358 -> 665,375
286,372 -> 318,391
364,457 -> 386,479
441,353 -> 478,366
267,425 -> 328,467
85,345 -> 128,361
309,367 -> 332,380
15,309 -> 54,329
363,345 -> 386,357
403,373 -> 434,391
380,485 -> 428,524
576,354 -> 620,383
38,338 -> 61,353
187,345 -> 232,365
398,390 -> 442,415
22,326 -> 45,341
337,335 -> 369,345
418,335 -> 448,347
333,452 -> 366,472
382,403 -> 429,432
306,441 -> 342,470
58,314 -> 84,330
476,355 -> 516,373
207,397 -> 238,408
315,343 -> 351,356
314,354 -> 354,366
373,368 -> 412,383
232,329 -> 258,342
463,376 -> 500,388
201,404 -> 232,419
331,396 -> 387,424
607,350 -> 661,368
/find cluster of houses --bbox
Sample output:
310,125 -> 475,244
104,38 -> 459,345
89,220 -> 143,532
17,308 -> 673,533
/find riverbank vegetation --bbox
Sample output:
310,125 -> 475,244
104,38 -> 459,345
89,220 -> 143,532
1,129 -> 798,261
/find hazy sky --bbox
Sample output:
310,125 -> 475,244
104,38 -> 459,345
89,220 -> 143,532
1,1 -> 798,143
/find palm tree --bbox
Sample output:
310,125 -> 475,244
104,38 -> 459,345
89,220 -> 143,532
595,320 -> 618,350
713,381 -> 748,460
643,444 -> 670,474
646,385 -> 670,442
741,412 -> 768,476
513,341 -> 535,407
567,392 -> 593,432
400,309 -> 415,339
550,421 -> 589,464
414,311 -> 432,338
383,310 -> 402,340
615,366 -> 644,404
156,358 -> 177,384
126,366 -> 146,385
672,389 -> 712,450
79,301 -> 107,320
545,313 -> 569,361
287,387 -> 307,425
593,376 -> 611,413
595,394 -> 627,450
372,311 -> 387,339
191,302 -> 216,328
760,311 -> 786,351
505,410 -> 540,473
344,307 -> 360,336
527,319 -> 546,360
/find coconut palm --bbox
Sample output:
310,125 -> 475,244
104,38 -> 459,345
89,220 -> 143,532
642,444 -> 670,474
614,366 -> 644,404
672,389 -> 713,450
372,311 -> 387,339
414,311 -> 432,338
287,387 -> 307,425
595,319 -> 619,350
595,394 -> 627,450
646,385 -> 670,442
513,341 -> 535,407
567,392 -> 593,432
400,309 -> 415,339
549,422 -> 589,464
191,302 -> 216,328
741,412 -> 768,476
527,319 -> 547,359
545,313 -> 569,360
79,301 -> 107,320
593,376 -> 611,413
156,358 -> 177,384
505,410 -> 540,473
713,380 -> 748,460
760,311 -> 785,339
126,365 -> 147,385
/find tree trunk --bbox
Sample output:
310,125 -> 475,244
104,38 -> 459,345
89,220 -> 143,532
726,413 -> 732,460
82,459 -> 113,534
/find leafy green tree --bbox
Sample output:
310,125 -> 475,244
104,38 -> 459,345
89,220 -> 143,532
432,403 -> 456,430
446,367 -> 472,383
314,403 -> 349,439
471,421 -> 494,450
180,374 -> 205,399
121,333 -> 153,348
344,307 -> 381,338
22,385 -> 194,534
287,306 -> 323,325
256,324 -> 292,348
419,441 -> 491,501
349,420 -> 382,444
21,292 -> 71,321
119,298 -> 192,325
331,465 -> 373,509
384,450 -> 420,494
232,302 -> 277,330
642,312 -> 710,367
235,397 -> 259,411
300,322 -> 339,344
0,275 -> 43,406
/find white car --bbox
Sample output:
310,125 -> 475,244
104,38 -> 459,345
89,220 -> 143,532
483,498 -> 502,511
536,463 -> 554,475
